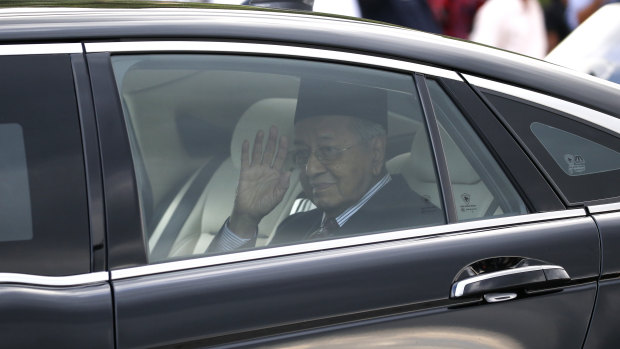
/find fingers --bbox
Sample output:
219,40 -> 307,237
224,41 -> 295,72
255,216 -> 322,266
240,139 -> 250,170
261,126 -> 278,166
272,135 -> 288,171
250,130 -> 264,166
244,126 -> 286,169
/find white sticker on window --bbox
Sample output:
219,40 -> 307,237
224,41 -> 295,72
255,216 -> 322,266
564,154 -> 586,175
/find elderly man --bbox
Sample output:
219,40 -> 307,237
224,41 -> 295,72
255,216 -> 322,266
209,80 -> 443,251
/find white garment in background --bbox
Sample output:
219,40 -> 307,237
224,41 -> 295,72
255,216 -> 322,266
469,0 -> 548,58
313,0 -> 361,17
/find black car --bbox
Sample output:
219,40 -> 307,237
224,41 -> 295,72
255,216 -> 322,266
1,2 -> 620,348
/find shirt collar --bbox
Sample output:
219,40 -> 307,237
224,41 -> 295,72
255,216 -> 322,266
321,173 -> 392,228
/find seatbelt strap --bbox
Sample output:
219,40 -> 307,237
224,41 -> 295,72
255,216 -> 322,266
150,156 -> 225,261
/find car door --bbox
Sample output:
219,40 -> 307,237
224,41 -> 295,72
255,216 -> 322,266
86,41 -> 599,348
0,44 -> 113,348
463,75 -> 620,349
584,203 -> 620,349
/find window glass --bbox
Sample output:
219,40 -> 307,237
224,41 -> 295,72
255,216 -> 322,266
0,123 -> 33,242
531,122 -> 620,176
426,80 -> 528,221
112,54 -> 445,262
485,91 -> 620,204
0,55 -> 89,275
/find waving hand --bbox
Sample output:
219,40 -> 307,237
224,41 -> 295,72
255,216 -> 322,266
229,126 -> 291,238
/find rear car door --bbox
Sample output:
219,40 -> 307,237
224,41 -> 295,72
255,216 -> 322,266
0,44 -> 113,348
464,74 -> 620,349
87,41 -> 599,348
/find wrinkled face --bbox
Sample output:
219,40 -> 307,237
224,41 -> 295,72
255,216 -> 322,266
294,115 -> 385,217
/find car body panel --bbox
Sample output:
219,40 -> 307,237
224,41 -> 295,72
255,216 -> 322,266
0,274 -> 113,348
111,216 -> 598,348
583,205 -> 620,348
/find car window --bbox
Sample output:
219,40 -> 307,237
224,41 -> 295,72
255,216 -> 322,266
531,122 -> 620,176
0,123 -> 32,242
426,80 -> 528,221
484,91 -> 620,204
0,55 -> 90,275
111,54 -> 446,263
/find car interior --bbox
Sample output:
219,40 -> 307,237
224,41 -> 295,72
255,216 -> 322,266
112,54 -> 526,262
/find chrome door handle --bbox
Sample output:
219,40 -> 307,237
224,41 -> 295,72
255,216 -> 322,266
451,265 -> 570,298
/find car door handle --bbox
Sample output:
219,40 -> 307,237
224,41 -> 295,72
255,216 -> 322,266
451,265 -> 570,298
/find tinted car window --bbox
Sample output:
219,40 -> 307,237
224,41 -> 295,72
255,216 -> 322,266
426,80 -> 528,221
0,123 -> 32,242
531,122 -> 620,176
0,55 -> 89,275
485,92 -> 620,204
111,54 -> 445,262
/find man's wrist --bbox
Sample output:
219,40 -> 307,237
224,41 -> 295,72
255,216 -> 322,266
229,213 -> 260,239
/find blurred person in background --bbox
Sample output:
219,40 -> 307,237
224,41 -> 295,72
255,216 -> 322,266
313,0 -> 361,16
428,0 -> 485,39
357,0 -> 442,34
469,0 -> 548,58
565,0 -> 620,29
544,0 -> 570,52
281,0 -> 442,34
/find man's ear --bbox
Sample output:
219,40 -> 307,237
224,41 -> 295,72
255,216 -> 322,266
370,136 -> 386,176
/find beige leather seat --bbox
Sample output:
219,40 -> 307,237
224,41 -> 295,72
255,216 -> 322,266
149,98 -> 302,259
386,122 -> 500,221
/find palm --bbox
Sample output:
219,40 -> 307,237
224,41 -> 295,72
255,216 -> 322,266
232,126 -> 291,221
236,163 -> 289,218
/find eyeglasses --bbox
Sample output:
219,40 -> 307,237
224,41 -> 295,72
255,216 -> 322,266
292,144 -> 357,167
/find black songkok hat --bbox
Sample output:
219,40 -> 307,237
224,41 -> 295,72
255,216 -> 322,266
294,79 -> 387,129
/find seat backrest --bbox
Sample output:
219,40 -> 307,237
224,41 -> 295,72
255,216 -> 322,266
386,123 -> 498,221
167,98 -> 302,257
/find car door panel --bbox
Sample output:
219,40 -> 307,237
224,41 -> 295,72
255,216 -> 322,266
0,277 -> 113,348
112,214 -> 598,348
0,47 -> 115,348
239,283 -> 595,349
583,209 -> 620,349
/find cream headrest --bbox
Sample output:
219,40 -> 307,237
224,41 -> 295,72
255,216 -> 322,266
231,98 -> 297,169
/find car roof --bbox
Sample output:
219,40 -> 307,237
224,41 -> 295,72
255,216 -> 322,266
1,2 -> 619,117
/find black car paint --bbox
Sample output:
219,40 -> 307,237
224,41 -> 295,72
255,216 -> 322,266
1,283 -> 114,348
583,211 -> 620,348
112,218 -> 598,348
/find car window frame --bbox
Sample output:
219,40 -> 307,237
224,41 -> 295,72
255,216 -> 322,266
435,77 -> 565,212
86,40 -> 568,272
0,44 -> 94,277
464,74 -> 620,206
424,78 -> 530,220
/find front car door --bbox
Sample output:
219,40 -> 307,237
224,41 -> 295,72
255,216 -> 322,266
87,41 -> 600,348
0,44 -> 113,348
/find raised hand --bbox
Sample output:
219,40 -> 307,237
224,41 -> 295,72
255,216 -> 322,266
229,126 -> 291,238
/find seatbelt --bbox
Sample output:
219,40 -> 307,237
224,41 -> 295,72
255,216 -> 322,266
150,155 -> 226,261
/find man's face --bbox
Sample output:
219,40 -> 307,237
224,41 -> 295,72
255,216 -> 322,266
294,115 -> 384,217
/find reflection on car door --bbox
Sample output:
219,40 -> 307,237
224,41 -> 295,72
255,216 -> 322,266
583,205 -> 620,349
109,212 -> 597,348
